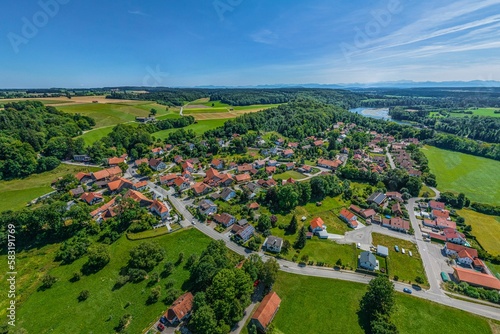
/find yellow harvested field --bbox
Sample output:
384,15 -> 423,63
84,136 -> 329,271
457,209 -> 500,256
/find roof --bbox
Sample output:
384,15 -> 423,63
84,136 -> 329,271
211,158 -> 223,166
238,164 -> 253,172
213,213 -> 234,225
135,158 -> 148,166
165,292 -> 194,322
318,158 -> 342,169
199,199 -> 216,209
445,243 -> 478,258
310,217 -> 325,230
150,200 -> 169,214
283,149 -> 294,155
349,204 -> 362,214
124,189 -> 153,205
160,174 -> 177,183
429,200 -> 445,210
367,192 -> 386,205
133,180 -> 148,189
174,177 -> 189,187
107,178 -> 133,192
251,292 -> 281,329
192,182 -> 210,195
220,188 -> 235,199
235,173 -> 251,183
377,245 -> 389,256
361,209 -> 376,218
75,172 -> 91,181
149,158 -> 164,168
340,208 -> 356,221
205,168 -> 221,180
108,157 -> 125,165
433,210 -> 450,219
90,197 -> 116,217
453,267 -> 500,290
265,236 -> 283,248
80,192 -> 103,204
247,202 -> 260,209
360,251 -> 377,266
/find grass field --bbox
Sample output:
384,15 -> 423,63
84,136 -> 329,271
457,209 -> 500,256
0,164 -> 99,212
419,184 -> 436,198
2,229 -> 212,333
153,119 -> 227,140
272,171 -> 307,181
269,272 -> 493,334
422,145 -> 500,205
372,233 -> 428,286
449,108 -> 500,118
58,102 -> 173,128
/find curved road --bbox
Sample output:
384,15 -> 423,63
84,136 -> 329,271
157,182 -> 500,321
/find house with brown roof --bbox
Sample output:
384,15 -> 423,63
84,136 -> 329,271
444,243 -> 478,266
199,199 -> 217,215
257,179 -> 277,188
213,213 -> 236,227
211,159 -> 224,170
251,292 -> 281,332
164,292 -> 194,324
133,181 -> 148,191
453,267 -> 500,290
75,172 -> 92,183
313,140 -> 324,147
391,203 -> 403,216
382,217 -> 410,233
192,182 -> 211,196
181,161 -> 194,173
235,173 -> 252,183
429,200 -> 446,211
173,177 -> 191,191
134,158 -> 148,167
282,149 -> 294,158
247,202 -> 260,210
149,158 -> 167,171
107,156 -> 125,166
80,192 -> 103,205
91,166 -> 122,182
151,147 -> 164,156
432,209 -> 450,220
124,189 -> 153,207
443,228 -> 467,245
361,209 -> 376,219
386,191 -> 403,202
70,186 -> 85,197
317,158 -> 342,170
265,166 -> 276,175
90,197 -> 116,219
238,164 -> 254,173
160,174 -> 177,186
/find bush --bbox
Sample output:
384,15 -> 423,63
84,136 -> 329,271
128,268 -> 147,283
147,286 -> 161,304
128,242 -> 166,271
40,274 -> 57,290
165,279 -> 175,289
162,262 -> 174,276
163,288 -> 181,305
415,276 -> 424,284
70,272 -> 81,282
78,290 -> 90,302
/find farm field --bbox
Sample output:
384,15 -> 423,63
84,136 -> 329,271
371,233 -> 428,286
422,145 -> 500,205
0,164 -> 99,212
3,229 -> 212,333
272,170 -> 307,181
268,272 -> 493,334
457,209 -> 500,256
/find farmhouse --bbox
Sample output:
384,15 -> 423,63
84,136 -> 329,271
382,217 -> 410,233
251,292 -> 281,333
317,158 -> 342,170
80,192 -> 103,205
453,267 -> 500,290
310,217 -> 326,234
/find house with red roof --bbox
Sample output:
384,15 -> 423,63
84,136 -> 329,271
191,182 -> 211,196
160,174 -> 177,186
444,243 -> 478,266
107,156 -> 125,166
80,192 -> 103,205
164,292 -> 194,324
443,228 -> 467,245
360,209 -> 376,219
282,149 -> 294,158
124,189 -> 153,207
173,177 -> 191,191
317,158 -> 342,170
265,166 -> 276,175
150,200 -> 169,219
134,158 -> 148,167
107,177 -> 133,193
339,208 -> 358,228
429,200 -> 445,211
211,159 -> 224,170
133,180 -> 148,191
213,213 -> 236,227
310,217 -> 326,233
235,173 -> 252,184
432,209 -> 450,220
382,217 -> 410,233
453,267 -> 500,290
251,292 -> 281,333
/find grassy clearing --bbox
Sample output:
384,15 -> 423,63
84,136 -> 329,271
5,228 -> 212,333
0,164 -> 100,212
272,171 -> 307,181
0,99 -> 72,105
449,108 -> 500,118
457,209 -> 500,256
153,119 -> 227,139
271,271 -> 492,334
486,261 -> 500,280
183,107 -> 230,114
419,184 -> 436,198
371,233 -> 427,286
422,145 -> 500,205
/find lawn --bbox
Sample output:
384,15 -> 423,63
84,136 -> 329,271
422,145 -> 500,205
457,209 -> 500,256
183,107 -> 230,114
0,164 -> 100,212
269,272 -> 492,334
371,233 -> 427,286
153,119 -> 226,139
486,261 -> 500,280
272,171 -> 307,181
5,228 -> 212,333
418,184 -> 436,198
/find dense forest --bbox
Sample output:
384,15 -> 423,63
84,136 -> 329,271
0,101 -> 93,179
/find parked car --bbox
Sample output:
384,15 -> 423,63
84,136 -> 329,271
409,251 -> 413,257
159,316 -> 168,325
402,248 -> 405,254
403,288 -> 412,294
357,243 -> 361,249
157,323 -> 165,331
394,245 -> 399,252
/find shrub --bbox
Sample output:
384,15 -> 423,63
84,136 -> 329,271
78,290 -> 90,302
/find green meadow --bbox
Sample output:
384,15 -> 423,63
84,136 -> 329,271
423,145 -> 500,205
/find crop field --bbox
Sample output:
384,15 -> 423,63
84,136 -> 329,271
0,164 -> 99,212
457,209 -> 500,256
269,272 -> 493,334
1,229 -> 212,333
422,146 -> 500,205
449,108 -> 500,118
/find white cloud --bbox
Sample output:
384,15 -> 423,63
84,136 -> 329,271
250,29 -> 279,45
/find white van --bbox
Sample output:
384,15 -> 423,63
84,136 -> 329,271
357,243 -> 361,249
402,248 -> 406,254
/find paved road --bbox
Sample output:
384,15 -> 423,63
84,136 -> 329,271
160,182 -> 500,321
385,145 -> 396,169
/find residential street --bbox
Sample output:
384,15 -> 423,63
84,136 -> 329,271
161,182 -> 500,321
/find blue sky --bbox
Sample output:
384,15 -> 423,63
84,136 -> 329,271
1,0 -> 500,88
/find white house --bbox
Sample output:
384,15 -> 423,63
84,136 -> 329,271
359,251 -> 377,271
264,236 -> 283,253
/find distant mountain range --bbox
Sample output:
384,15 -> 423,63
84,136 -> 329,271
189,80 -> 500,89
